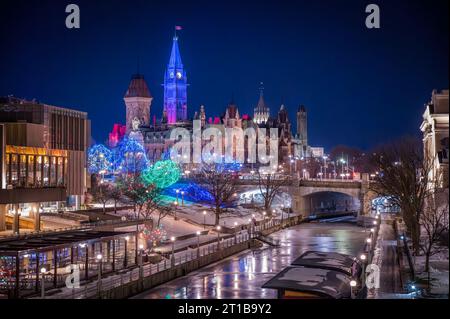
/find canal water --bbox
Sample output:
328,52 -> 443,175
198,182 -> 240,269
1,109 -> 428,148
132,221 -> 368,299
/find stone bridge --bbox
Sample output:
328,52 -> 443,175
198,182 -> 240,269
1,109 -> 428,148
235,173 -> 377,217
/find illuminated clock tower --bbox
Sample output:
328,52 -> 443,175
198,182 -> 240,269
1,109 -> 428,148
163,34 -> 188,124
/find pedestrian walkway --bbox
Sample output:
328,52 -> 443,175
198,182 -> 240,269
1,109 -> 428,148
368,216 -> 404,298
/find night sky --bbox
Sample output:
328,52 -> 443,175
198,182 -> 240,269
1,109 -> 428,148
0,0 -> 448,151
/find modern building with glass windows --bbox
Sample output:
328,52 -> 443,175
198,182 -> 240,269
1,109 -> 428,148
0,96 -> 91,233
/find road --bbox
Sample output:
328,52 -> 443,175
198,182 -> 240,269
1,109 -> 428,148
132,221 -> 367,299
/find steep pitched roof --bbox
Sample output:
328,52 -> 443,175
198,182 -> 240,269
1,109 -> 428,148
168,36 -> 183,69
124,74 -> 152,98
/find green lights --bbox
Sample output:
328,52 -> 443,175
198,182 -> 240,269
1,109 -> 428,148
141,160 -> 181,189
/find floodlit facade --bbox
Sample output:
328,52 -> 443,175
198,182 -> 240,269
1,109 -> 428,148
0,97 -> 90,232
420,89 -> 449,189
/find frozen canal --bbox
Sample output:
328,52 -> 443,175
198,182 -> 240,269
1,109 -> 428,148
132,221 -> 368,299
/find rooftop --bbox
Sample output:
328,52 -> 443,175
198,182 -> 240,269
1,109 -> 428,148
0,230 -> 133,254
124,74 -> 152,98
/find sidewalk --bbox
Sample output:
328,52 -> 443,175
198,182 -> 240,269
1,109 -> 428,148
368,216 -> 405,299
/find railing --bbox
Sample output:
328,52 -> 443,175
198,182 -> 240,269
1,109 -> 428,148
40,233 -> 250,299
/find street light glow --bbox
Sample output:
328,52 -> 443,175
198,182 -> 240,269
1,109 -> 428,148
350,280 -> 357,287
40,267 -> 47,274
96,254 -> 103,260
360,254 -> 366,261
171,236 -> 176,242
196,231 -> 201,236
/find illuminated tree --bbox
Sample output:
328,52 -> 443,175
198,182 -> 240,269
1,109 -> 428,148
141,160 -> 181,189
113,137 -> 148,176
117,174 -> 154,217
87,144 -> 112,175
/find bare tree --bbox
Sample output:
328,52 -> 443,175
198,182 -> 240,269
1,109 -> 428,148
195,162 -> 239,226
117,175 -> 154,218
420,191 -> 449,279
141,186 -> 171,228
370,137 -> 434,254
91,182 -> 111,214
256,168 -> 290,214
109,185 -> 123,214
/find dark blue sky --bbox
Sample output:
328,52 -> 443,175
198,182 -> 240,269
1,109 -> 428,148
0,0 -> 448,150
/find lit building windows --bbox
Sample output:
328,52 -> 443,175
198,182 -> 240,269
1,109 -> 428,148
27,155 -> 35,187
43,156 -> 49,187
4,152 -> 67,189
36,156 -> 42,187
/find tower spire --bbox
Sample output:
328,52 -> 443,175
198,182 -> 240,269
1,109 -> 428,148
164,30 -> 188,124
254,82 -> 269,125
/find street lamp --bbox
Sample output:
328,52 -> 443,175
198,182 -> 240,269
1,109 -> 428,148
181,191 -> 185,206
196,231 -> 201,258
366,238 -> 372,260
96,254 -> 103,296
323,156 -> 328,179
173,201 -> 178,220
216,225 -> 221,250
203,210 -> 207,229
171,237 -> 176,266
350,280 -> 357,299
40,267 -> 47,299
359,254 -> 367,286
138,244 -> 144,278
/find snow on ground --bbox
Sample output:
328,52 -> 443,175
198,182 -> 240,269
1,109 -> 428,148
414,249 -> 449,296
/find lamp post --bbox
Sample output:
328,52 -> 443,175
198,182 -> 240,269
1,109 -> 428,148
196,231 -> 201,258
350,280 -> 357,299
359,254 -> 367,287
173,201 -> 178,220
340,158 -> 345,180
170,237 -> 176,266
247,218 -> 252,239
203,210 -> 207,229
40,267 -> 47,299
323,156 -> 328,179
123,236 -> 129,268
181,191 -> 185,206
262,211 -> 267,230
366,238 -> 372,261
216,225 -> 221,250
96,254 -> 103,296
175,189 -> 180,204
138,244 -> 144,279
234,222 -> 238,243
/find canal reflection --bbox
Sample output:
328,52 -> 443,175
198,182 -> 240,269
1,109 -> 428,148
133,222 -> 367,299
